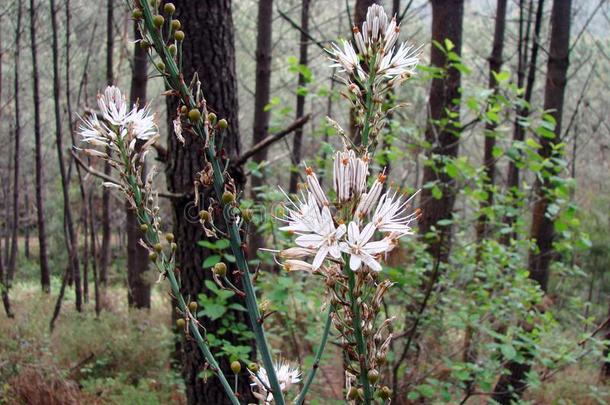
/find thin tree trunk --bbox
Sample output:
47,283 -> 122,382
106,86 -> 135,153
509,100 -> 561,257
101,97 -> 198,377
418,0 -> 464,263
8,0 -> 22,286
288,0 -> 312,193
506,0 -> 544,192
249,0 -> 274,260
0,16 -> 13,318
100,0 -> 114,287
493,0 -> 573,401
89,192 -> 101,316
29,0 -> 51,293
50,0 -> 82,311
24,191 -> 30,259
528,0 -> 572,291
475,0 -> 507,242
126,19 -> 151,309
166,1 -> 255,403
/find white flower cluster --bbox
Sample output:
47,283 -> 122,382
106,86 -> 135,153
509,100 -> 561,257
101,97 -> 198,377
79,86 -> 158,154
329,4 -> 420,87
278,149 -> 419,273
249,361 -> 301,404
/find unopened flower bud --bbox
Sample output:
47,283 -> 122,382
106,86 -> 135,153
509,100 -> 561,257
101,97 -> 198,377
367,369 -> 380,384
171,19 -> 181,31
174,30 -> 185,41
140,224 -> 148,232
154,243 -> 163,253
207,112 -> 217,124
248,363 -> 259,372
176,318 -> 186,329
213,262 -> 227,277
188,108 -> 201,123
379,386 -> 392,400
188,301 -> 198,312
132,8 -> 143,20
152,15 -> 164,28
230,361 -> 241,374
163,2 -> 175,15
222,191 -> 235,205
168,44 -> 177,56
218,119 -> 228,130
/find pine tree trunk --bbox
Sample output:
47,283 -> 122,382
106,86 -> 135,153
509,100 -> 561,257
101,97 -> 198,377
100,0 -> 114,287
166,1 -> 255,403
248,0 -> 274,261
8,0 -> 22,286
29,0 -> 51,293
528,0 -> 571,291
288,0 -> 311,193
126,20 -> 151,309
50,0 -> 82,311
493,0 -> 572,401
418,0 -> 464,263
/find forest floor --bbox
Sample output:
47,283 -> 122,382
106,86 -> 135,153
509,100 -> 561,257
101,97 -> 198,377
0,280 -> 608,404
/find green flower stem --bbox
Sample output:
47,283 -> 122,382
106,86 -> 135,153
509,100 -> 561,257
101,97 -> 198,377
360,56 -> 377,151
295,305 -> 334,405
347,268 -> 373,404
113,138 -> 240,405
136,3 -> 286,404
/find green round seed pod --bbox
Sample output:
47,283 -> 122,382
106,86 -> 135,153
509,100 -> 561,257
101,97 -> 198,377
156,61 -> 166,72
168,44 -> 177,56
165,233 -> 175,242
230,361 -> 241,374
367,369 -> 380,384
148,252 -> 158,262
188,301 -> 198,312
347,387 -> 359,400
188,108 -> 201,123
132,8 -> 143,20
152,15 -> 165,28
140,223 -> 149,232
163,2 -> 176,15
176,318 -> 186,329
217,119 -> 228,130
180,105 -> 188,114
248,363 -> 259,372
221,191 -> 235,205
154,243 -> 163,253
378,386 -> 392,400
207,112 -> 217,124
242,208 -> 253,223
171,19 -> 181,31
199,210 -> 211,222
174,30 -> 185,41
140,40 -> 151,49
171,243 -> 177,252
213,262 -> 227,277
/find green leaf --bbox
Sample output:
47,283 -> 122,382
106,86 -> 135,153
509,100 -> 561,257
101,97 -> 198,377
431,185 -> 443,200
500,344 -> 517,360
526,138 -> 542,149
444,38 -> 454,51
445,162 -> 458,179
202,255 -> 221,268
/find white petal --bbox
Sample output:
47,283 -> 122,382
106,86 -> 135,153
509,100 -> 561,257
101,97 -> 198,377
295,234 -> 323,249
362,254 -> 382,272
312,245 -> 329,270
350,254 -> 362,271
348,221 -> 360,243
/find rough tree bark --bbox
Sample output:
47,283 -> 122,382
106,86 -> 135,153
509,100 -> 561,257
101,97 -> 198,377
418,0 -> 464,263
126,19 -> 151,309
493,0 -> 573,402
29,0 -> 51,293
100,0 -> 114,287
166,1 -> 255,403
248,0 -> 274,260
288,0 -> 312,193
8,0 -> 22,287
